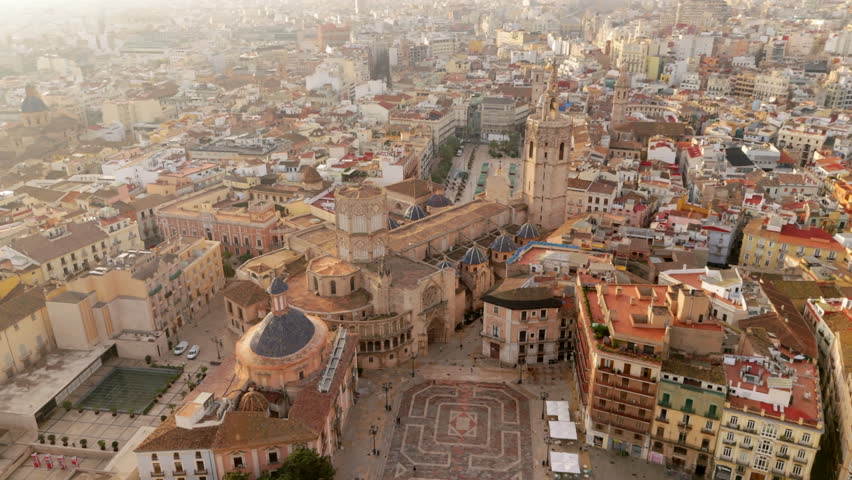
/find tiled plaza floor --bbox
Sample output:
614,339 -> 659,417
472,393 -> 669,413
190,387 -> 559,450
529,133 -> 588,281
381,381 -> 534,480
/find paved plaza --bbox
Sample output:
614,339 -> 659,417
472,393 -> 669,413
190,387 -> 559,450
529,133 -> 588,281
381,381 -> 534,480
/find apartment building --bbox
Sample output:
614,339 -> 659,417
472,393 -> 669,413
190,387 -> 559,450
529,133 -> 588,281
651,359 -> 726,477
480,285 -> 564,365
803,297 -> 852,480
479,96 -> 530,140
575,281 -> 719,459
713,353 -> 823,480
0,283 -> 53,381
776,125 -> 826,165
753,72 -> 790,102
155,186 -> 284,257
46,237 -> 223,355
6,210 -> 143,285
739,217 -> 846,270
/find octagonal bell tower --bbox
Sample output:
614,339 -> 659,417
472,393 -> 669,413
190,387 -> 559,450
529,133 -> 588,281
335,185 -> 387,263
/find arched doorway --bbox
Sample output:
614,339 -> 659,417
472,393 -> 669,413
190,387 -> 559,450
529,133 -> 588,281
426,315 -> 445,344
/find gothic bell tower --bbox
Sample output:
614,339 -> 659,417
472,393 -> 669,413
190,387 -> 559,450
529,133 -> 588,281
522,61 -> 575,231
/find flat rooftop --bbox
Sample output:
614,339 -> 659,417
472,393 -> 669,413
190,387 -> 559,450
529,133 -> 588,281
0,346 -> 109,417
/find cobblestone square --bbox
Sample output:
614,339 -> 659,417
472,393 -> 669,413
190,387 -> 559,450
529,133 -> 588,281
382,381 -> 533,480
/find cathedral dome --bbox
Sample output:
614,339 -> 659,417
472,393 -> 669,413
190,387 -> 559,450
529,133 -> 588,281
387,216 -> 400,230
517,222 -> 541,240
249,310 -> 316,358
425,194 -> 452,208
238,390 -> 269,412
436,259 -> 456,270
268,276 -> 289,295
490,234 -> 519,253
404,204 -> 427,221
460,245 -> 487,265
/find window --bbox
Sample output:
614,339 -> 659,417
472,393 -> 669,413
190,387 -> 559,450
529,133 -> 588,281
538,329 -> 546,341
682,414 -> 690,426
722,446 -> 732,458
801,433 -> 811,445
268,451 -> 279,464
757,439 -> 773,455
796,449 -> 806,460
775,459 -> 785,471
152,463 -> 162,474
753,455 -> 769,472
233,457 -> 244,468
705,420 -> 714,431
783,429 -> 793,441
729,416 -> 739,427
746,419 -> 756,432
519,331 -> 526,342
174,462 -> 184,473
662,393 -> 671,405
541,309 -> 547,318
330,280 -> 336,295
792,464 -> 802,476
761,423 -> 777,438
779,445 -> 788,457
173,453 -> 180,460
708,404 -> 718,418
350,277 -> 355,291
492,305 -> 499,314
521,311 -> 527,321
492,325 -> 499,338
684,398 -> 694,412
726,432 -> 735,442
152,454 -> 158,461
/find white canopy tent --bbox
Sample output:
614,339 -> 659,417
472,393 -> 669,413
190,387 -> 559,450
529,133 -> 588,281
548,421 -> 578,440
549,451 -> 581,474
545,400 -> 571,421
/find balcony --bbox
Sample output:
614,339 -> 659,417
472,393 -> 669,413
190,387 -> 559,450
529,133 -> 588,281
790,473 -> 803,480
194,469 -> 209,475
796,439 -> 811,447
658,399 -> 672,408
704,409 -> 720,420
592,405 -> 652,425
681,405 -> 695,414
656,416 -> 669,424
793,456 -> 807,465
677,422 -> 693,431
701,427 -> 715,434
722,437 -> 736,445
150,472 -> 165,478
739,442 -> 753,450
776,451 -> 789,459
726,422 -> 741,430
743,426 -> 757,434
780,435 -> 795,444
735,457 -> 751,467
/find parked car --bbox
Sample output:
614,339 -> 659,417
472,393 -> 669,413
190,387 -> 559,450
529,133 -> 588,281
173,341 -> 189,355
186,345 -> 200,359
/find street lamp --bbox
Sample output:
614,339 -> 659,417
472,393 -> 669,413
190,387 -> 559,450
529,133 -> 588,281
540,391 -> 550,420
517,363 -> 523,384
369,425 -> 378,456
410,354 -> 416,378
382,382 -> 392,411
544,437 -> 553,466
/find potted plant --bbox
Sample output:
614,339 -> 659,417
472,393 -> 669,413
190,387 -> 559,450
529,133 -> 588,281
38,434 -> 45,444
47,434 -> 55,445
111,407 -> 118,417
62,400 -> 72,411
112,441 -> 119,452
61,436 -> 69,447
97,440 -> 106,451
80,439 -> 87,449
94,409 -> 100,415
145,355 -> 152,364
129,409 -> 136,419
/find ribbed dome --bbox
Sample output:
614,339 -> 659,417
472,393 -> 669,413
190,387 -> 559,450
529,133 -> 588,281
239,390 -> 269,412
387,216 -> 400,230
21,96 -> 48,114
436,259 -> 455,270
268,277 -> 288,295
404,204 -> 427,221
517,222 -> 541,239
460,245 -> 488,265
490,234 -> 519,253
425,194 -> 452,208
249,310 -> 315,358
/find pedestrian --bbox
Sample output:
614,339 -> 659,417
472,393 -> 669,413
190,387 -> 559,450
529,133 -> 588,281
470,367 -> 473,373
413,466 -> 417,473
396,417 -> 400,425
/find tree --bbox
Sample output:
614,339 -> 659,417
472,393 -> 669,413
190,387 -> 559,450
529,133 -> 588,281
223,263 -> 236,277
271,447 -> 335,480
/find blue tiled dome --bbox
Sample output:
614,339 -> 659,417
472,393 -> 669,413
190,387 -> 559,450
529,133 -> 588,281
268,277 -> 289,295
425,194 -> 452,208
436,259 -> 456,270
517,222 -> 540,239
387,216 -> 400,230
459,245 -> 488,265
404,204 -> 427,221
249,311 -> 315,358
490,234 -> 519,253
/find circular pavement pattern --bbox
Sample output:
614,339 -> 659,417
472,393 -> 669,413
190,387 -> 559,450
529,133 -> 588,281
382,381 -> 534,480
